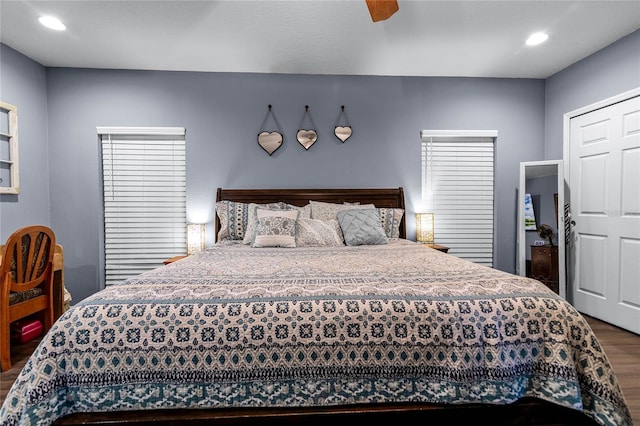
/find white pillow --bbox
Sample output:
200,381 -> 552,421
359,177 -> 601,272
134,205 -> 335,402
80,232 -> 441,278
252,208 -> 299,248
310,200 -> 376,221
296,218 -> 344,247
282,203 -> 312,219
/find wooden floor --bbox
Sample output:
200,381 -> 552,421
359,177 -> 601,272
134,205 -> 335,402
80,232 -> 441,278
1,315 -> 638,424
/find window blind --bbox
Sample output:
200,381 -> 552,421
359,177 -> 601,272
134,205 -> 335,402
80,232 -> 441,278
98,127 -> 186,286
421,132 -> 496,266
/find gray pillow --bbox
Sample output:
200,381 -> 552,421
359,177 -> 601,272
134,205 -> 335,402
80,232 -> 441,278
336,209 -> 388,246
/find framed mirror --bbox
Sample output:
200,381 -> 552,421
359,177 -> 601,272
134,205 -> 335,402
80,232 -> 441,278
517,160 -> 566,299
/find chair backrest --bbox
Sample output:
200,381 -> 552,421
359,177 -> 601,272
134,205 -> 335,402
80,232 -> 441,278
1,225 -> 56,293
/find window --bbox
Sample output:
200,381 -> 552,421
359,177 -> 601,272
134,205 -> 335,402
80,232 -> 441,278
0,101 -> 19,194
421,130 -> 497,267
97,127 -> 186,286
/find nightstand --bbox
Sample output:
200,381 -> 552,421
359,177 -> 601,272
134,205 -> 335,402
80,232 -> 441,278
163,255 -> 187,265
422,243 -> 449,253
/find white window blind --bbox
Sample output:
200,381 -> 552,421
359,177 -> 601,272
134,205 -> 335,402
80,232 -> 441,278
421,131 -> 496,267
98,127 -> 186,286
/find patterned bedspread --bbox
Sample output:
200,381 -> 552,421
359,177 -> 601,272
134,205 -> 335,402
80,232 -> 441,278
0,240 -> 632,425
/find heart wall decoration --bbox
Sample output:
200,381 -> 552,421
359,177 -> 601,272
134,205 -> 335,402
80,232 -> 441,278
335,126 -> 352,143
296,129 -> 317,150
258,131 -> 283,155
297,105 -> 318,150
334,105 -> 352,143
257,105 -> 284,156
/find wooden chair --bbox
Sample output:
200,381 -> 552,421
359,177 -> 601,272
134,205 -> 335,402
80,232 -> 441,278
0,225 -> 56,372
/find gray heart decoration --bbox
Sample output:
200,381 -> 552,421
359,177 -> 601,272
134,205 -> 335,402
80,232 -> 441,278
257,131 -> 283,155
334,126 -> 352,143
297,129 -> 317,150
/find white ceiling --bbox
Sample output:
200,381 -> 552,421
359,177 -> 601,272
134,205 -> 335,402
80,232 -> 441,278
1,0 -> 639,79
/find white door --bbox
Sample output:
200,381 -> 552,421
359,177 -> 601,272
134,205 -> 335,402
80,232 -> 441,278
567,92 -> 640,334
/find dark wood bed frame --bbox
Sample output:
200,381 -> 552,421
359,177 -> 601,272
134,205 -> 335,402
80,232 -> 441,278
214,187 -> 407,241
54,188 -> 597,425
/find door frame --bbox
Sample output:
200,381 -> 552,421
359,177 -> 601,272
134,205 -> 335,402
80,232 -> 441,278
562,87 -> 640,307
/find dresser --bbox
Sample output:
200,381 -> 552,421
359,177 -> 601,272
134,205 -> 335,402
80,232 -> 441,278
530,245 -> 559,294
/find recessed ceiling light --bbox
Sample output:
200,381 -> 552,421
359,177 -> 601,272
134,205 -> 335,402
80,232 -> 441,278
39,16 -> 66,31
526,32 -> 548,46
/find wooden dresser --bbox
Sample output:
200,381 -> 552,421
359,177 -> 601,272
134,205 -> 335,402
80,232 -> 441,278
530,245 -> 559,294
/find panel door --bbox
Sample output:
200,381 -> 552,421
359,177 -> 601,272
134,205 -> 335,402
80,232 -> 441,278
569,95 -> 640,334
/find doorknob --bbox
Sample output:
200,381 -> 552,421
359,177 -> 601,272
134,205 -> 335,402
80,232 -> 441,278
571,220 -> 576,226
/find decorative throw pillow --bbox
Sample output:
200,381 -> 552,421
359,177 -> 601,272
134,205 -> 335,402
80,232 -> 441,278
310,201 -> 376,221
216,200 -> 250,241
217,201 -> 281,242
336,209 -> 388,246
296,218 -> 344,247
242,202 -> 286,244
377,207 -> 405,238
252,208 -> 299,248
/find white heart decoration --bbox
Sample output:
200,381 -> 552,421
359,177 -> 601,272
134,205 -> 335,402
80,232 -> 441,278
257,131 -> 283,155
297,129 -> 317,150
334,126 -> 352,143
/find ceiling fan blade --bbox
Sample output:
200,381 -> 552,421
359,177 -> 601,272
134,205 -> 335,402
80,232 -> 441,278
366,0 -> 399,22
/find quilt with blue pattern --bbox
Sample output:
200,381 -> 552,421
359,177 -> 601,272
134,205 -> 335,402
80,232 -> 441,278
0,240 -> 631,425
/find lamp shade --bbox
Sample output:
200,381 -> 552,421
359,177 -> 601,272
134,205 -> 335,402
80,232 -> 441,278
187,223 -> 205,255
416,213 -> 434,243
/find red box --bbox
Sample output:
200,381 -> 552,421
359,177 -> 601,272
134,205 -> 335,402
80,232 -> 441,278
11,318 -> 43,344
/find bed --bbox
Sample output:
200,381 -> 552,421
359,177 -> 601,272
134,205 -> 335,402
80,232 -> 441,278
0,187 -> 631,426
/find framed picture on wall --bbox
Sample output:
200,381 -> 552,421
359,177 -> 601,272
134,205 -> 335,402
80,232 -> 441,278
524,193 -> 537,231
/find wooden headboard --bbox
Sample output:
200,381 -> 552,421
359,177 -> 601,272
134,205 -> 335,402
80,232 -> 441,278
215,187 -> 406,241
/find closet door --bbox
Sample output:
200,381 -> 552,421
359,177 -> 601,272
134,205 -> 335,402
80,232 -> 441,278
567,93 -> 640,334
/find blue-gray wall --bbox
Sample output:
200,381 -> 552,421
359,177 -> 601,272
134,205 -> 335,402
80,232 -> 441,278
45,71 -> 544,301
0,45 -> 50,236
1,28 -> 638,304
545,30 -> 640,159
